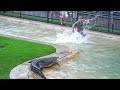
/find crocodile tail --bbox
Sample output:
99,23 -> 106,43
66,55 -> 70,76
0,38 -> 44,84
28,60 -> 33,63
37,70 -> 47,79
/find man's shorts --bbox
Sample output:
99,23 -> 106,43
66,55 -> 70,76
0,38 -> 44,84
60,11 -> 68,18
77,29 -> 86,36
77,29 -> 83,33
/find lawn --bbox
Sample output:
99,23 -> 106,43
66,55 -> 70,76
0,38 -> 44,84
0,36 -> 56,79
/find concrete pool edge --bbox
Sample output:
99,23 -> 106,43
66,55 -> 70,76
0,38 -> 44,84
0,34 -> 79,79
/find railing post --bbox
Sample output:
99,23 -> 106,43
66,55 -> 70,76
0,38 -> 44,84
76,11 -> 78,21
51,11 -> 53,23
47,11 -> 49,23
111,12 -> 114,32
108,11 -> 111,32
20,11 -> 21,18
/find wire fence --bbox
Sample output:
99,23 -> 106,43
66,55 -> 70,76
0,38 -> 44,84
0,11 -> 120,34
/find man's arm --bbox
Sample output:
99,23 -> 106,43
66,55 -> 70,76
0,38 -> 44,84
72,23 -> 75,33
72,21 -> 77,33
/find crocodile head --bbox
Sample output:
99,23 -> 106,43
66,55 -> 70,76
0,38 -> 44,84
50,57 -> 60,67
40,57 -> 60,67
53,58 -> 60,67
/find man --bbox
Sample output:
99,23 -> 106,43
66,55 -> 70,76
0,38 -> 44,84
60,11 -> 68,26
72,16 -> 86,37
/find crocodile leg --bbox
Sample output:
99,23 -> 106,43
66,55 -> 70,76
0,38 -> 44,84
54,61 -> 60,67
37,70 -> 47,79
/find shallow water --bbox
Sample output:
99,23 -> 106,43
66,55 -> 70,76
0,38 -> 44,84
0,19 -> 120,79
48,37 -> 120,79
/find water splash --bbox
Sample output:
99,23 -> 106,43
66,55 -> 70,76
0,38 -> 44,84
53,29 -> 90,44
53,14 -> 100,44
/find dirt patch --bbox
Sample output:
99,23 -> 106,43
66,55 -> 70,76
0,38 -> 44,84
0,46 -> 5,48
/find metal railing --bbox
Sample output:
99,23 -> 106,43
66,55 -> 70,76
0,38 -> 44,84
0,11 -> 120,34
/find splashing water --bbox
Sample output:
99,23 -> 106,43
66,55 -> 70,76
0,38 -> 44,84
54,29 -> 90,44
54,21 -> 92,44
53,15 -> 100,44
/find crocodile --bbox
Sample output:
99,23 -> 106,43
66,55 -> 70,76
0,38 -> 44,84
29,57 -> 60,79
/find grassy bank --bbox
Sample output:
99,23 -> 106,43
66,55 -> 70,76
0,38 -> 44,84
0,36 -> 56,79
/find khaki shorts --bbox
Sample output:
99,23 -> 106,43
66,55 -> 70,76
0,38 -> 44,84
60,11 -> 68,18
77,29 -> 83,33
77,29 -> 86,36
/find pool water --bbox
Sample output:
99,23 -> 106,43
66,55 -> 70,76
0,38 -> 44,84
0,19 -> 120,79
48,37 -> 120,79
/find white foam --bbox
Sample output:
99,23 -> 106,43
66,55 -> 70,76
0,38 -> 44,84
53,16 -> 101,44
53,29 -> 90,44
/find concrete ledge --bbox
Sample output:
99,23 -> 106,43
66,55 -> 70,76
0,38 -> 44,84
0,34 -> 79,79
9,36 -> 79,79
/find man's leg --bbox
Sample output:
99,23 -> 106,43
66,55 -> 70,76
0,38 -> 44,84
64,11 -> 68,25
60,18 -> 63,25
81,31 -> 86,37
63,17 -> 68,26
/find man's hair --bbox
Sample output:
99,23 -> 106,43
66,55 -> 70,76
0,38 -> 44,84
78,16 -> 83,19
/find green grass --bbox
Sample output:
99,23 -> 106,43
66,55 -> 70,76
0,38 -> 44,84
22,14 -> 48,21
49,19 -> 73,26
0,36 -> 56,79
0,11 -> 20,17
91,26 -> 120,34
